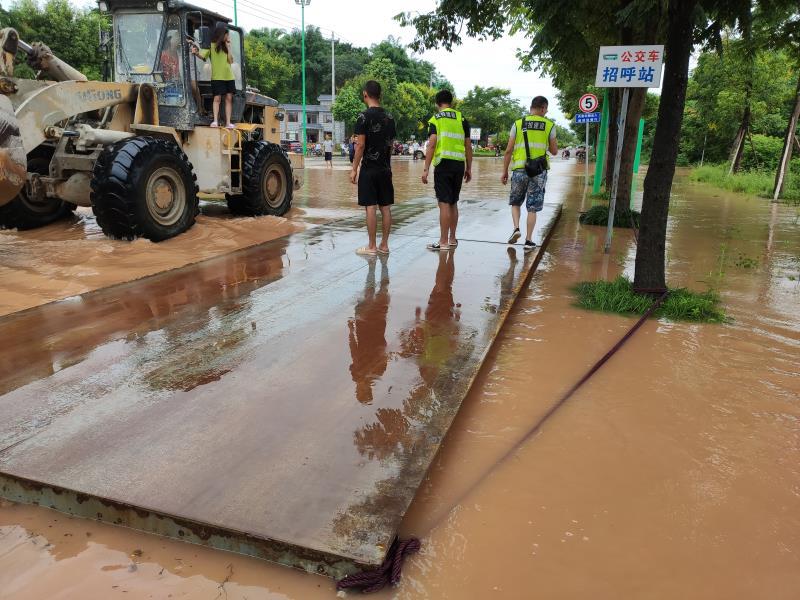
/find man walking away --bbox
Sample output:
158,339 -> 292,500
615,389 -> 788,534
350,80 -> 396,256
323,134 -> 334,170
422,89 -> 473,251
501,96 -> 557,252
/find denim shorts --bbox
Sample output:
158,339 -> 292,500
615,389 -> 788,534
509,169 -> 547,212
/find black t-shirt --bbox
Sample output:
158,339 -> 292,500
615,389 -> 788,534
354,107 -> 396,171
428,115 -> 471,171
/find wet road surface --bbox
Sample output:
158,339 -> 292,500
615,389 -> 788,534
0,160 -> 562,575
1,158 -> 799,599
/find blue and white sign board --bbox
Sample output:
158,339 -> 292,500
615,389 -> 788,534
576,112 -> 601,124
595,45 -> 664,88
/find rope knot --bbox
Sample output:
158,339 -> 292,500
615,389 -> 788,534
336,536 -> 421,594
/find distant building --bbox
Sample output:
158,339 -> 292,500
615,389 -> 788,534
281,94 -> 345,145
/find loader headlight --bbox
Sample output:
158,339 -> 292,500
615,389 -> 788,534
275,112 -> 285,122
156,1 -> 165,10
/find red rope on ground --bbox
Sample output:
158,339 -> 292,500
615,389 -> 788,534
336,537 -> 421,594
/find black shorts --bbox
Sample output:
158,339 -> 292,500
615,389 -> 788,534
434,162 -> 465,205
358,167 -> 394,207
324,152 -> 332,161
211,79 -> 236,96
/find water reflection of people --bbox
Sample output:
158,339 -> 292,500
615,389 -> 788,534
400,250 -> 460,387
348,256 -> 390,405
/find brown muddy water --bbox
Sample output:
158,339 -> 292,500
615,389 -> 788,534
1,158 -> 799,599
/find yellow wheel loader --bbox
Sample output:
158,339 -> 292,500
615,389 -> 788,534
0,0 -> 303,241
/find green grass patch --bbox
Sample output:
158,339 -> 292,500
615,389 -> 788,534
573,276 -> 727,323
579,204 -> 641,228
690,163 -> 800,205
589,190 -> 610,202
473,149 -> 500,157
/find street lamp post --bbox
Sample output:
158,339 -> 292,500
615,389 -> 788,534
295,0 -> 310,156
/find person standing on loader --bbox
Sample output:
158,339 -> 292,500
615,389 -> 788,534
501,96 -> 557,252
422,89 -> 472,251
192,23 -> 235,129
350,80 -> 396,256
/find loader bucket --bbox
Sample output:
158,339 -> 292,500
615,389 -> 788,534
0,95 -> 26,206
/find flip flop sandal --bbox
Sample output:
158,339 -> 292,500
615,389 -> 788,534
355,246 -> 378,256
449,240 -> 459,247
377,247 -> 390,255
426,242 -> 450,251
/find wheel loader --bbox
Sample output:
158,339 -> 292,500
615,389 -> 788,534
0,0 -> 303,241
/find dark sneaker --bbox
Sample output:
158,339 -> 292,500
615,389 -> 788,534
524,240 -> 537,253
508,228 -> 521,244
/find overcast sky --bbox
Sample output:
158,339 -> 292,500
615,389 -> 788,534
15,0 -> 567,123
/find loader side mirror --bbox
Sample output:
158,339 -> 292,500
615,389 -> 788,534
197,26 -> 211,49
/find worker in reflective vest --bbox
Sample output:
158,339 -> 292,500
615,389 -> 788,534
422,89 -> 473,251
502,96 -> 557,252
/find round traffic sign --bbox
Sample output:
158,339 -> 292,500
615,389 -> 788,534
579,93 -> 599,113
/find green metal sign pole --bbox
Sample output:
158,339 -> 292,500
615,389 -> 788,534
592,89 -> 610,196
630,118 -> 645,209
233,0 -> 237,25
300,3 -> 307,156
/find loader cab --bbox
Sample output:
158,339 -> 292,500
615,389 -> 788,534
105,0 -> 245,130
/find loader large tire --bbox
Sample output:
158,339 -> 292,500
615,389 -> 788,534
227,141 -> 292,217
0,150 -> 71,230
90,137 -> 198,242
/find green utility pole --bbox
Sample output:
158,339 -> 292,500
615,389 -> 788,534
296,0 -> 310,156
592,89 -> 610,196
630,118 -> 645,209
233,0 -> 237,25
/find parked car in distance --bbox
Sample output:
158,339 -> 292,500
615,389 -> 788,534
280,140 -> 303,154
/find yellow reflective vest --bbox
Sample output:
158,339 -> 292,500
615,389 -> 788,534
428,109 -> 466,166
511,115 -> 554,171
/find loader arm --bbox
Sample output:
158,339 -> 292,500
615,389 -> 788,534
0,80 -> 138,206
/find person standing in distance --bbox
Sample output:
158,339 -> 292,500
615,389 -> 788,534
422,89 -> 472,251
323,133 -> 334,170
350,80 -> 396,256
501,96 -> 557,252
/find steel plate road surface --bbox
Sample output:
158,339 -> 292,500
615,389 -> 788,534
0,196 -> 561,577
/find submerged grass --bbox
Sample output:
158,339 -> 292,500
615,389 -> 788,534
573,276 -> 727,323
690,164 -> 800,204
579,204 -> 641,228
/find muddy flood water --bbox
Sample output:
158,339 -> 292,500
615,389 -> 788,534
1,157 -> 799,599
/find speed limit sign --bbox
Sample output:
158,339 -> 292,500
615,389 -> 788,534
579,93 -> 599,113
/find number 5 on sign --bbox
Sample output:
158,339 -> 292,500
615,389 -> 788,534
579,93 -> 598,113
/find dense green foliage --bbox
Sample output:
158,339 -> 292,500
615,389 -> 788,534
573,277 -> 727,323
456,86 -> 524,142
332,57 -> 435,139
579,204 -> 641,228
680,44 -> 797,166
0,0 -> 109,80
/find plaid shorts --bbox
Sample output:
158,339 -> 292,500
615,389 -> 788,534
509,169 -> 547,212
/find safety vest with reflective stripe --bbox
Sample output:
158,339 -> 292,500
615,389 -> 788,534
428,109 -> 466,166
511,115 -> 554,171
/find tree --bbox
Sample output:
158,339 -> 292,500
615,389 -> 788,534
632,0 -> 697,292
3,0 -> 109,80
394,82 -> 433,139
244,37 -> 295,99
332,86 -> 363,135
458,86 -> 525,142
